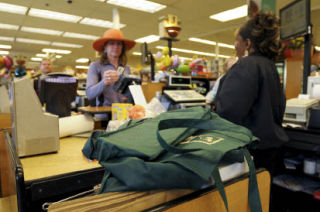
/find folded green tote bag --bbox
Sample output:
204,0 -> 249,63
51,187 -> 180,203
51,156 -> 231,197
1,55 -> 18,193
82,107 -> 262,212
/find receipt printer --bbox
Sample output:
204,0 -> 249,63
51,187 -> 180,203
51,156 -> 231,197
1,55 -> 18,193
284,98 -> 319,123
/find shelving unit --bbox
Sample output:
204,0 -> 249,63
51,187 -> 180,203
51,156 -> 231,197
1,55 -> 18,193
272,127 -> 320,211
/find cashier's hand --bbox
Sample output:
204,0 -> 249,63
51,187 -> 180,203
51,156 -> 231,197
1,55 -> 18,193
103,70 -> 119,86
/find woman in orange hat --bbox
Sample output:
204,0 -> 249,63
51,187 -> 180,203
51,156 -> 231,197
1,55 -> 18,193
86,28 -> 136,110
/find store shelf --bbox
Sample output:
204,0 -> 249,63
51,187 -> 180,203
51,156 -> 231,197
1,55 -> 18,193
273,174 -> 320,195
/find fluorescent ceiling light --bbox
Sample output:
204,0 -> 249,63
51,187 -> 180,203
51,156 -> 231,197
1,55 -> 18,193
189,37 -> 235,49
218,43 -> 235,49
0,23 -> 19,30
0,44 -> 12,49
21,26 -> 63,36
36,53 -> 62,58
132,52 -> 158,57
80,17 -> 126,28
189,38 -> 216,45
42,48 -> 71,54
107,0 -> 166,13
210,5 -> 247,22
36,53 -> 48,57
218,54 -> 231,59
179,56 -> 193,61
0,50 -> 9,55
16,38 -> 51,45
156,46 -> 216,57
31,57 -> 42,62
51,42 -> 83,48
0,36 -> 14,42
63,32 -> 99,40
0,37 -> 14,42
135,35 -> 159,43
132,52 -> 142,56
0,2 -> 28,15
156,46 -> 230,58
28,8 -> 82,23
76,58 -> 89,63
76,65 -> 89,69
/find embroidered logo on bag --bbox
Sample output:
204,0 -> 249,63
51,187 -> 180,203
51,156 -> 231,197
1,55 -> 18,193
180,135 -> 224,145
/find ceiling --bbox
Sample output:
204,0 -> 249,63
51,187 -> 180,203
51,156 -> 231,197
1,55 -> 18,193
0,0 -> 320,71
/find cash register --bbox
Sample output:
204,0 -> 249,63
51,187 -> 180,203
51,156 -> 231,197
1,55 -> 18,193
284,97 -> 319,124
162,75 -> 206,109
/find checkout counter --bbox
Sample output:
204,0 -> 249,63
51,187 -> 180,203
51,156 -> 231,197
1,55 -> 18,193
0,77 -> 271,211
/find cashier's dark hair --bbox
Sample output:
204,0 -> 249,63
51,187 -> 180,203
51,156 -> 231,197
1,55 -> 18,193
238,12 -> 281,60
100,41 -> 128,66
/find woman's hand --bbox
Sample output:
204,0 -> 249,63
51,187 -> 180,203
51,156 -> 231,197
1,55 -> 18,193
103,70 -> 120,85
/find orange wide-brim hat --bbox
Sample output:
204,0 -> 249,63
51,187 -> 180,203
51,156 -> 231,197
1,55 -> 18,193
92,28 -> 136,52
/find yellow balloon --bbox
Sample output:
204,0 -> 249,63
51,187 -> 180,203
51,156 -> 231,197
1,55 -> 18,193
162,47 -> 169,55
163,55 -> 171,67
155,62 -> 162,71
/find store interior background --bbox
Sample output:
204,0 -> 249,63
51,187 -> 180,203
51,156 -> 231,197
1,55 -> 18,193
0,0 -> 320,98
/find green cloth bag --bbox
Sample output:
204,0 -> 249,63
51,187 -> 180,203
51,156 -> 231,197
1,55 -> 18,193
82,107 -> 212,161
82,107 -> 262,212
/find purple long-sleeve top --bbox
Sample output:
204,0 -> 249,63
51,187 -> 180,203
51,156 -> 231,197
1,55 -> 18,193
86,61 -> 131,106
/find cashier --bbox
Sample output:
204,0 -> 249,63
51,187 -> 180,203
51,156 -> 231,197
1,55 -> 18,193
86,28 -> 136,107
213,12 -> 289,175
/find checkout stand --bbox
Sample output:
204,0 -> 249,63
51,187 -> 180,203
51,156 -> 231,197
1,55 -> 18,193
0,109 -> 273,211
0,113 -> 272,212
0,79 -> 272,211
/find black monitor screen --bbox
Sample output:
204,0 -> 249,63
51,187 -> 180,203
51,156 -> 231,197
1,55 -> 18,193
39,74 -> 77,117
280,0 -> 310,40
116,75 -> 141,94
141,42 -> 150,65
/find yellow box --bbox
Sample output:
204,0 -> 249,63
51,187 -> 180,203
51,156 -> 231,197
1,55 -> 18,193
111,103 -> 133,120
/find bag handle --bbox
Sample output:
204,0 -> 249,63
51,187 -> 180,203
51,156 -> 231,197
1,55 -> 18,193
243,148 -> 262,212
156,118 -> 262,212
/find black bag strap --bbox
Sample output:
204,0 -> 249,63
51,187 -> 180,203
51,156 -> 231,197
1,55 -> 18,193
156,118 -> 262,212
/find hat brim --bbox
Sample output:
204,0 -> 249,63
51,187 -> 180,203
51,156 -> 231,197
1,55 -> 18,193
93,38 -> 136,52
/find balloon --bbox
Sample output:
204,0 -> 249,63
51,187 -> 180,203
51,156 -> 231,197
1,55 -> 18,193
155,51 -> 162,59
192,58 -> 203,64
3,56 -> 13,70
163,55 -> 172,67
0,67 -> 6,76
172,55 -> 179,67
197,65 -> 203,72
176,64 -> 191,75
189,62 -> 196,70
0,56 -> 4,69
162,46 -> 169,55
155,62 -> 162,71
